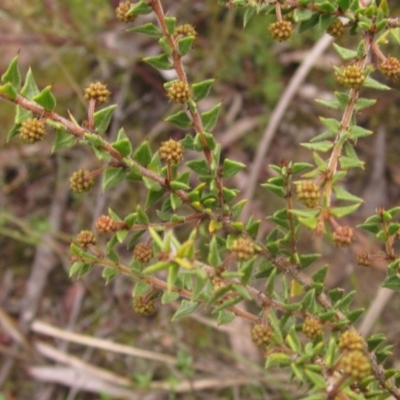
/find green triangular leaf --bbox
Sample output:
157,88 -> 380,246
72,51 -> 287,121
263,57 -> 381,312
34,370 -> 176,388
52,127 -> 75,152
165,110 -> 193,129
172,300 -> 199,320
1,55 -> 21,90
143,53 -> 173,70
112,128 -> 132,157
133,141 -> 152,166
332,43 -> 358,60
93,104 -> 117,134
222,158 -> 246,179
21,68 -> 39,99
192,79 -> 215,102
32,85 -> 56,111
102,167 -> 126,191
201,102 -> 221,131
127,23 -> 161,36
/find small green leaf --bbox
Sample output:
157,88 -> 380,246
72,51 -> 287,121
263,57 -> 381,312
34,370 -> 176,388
127,23 -> 161,36
356,97 -> 376,111
145,189 -> 165,208
333,186 -> 363,203
201,103 -> 221,131
164,16 -> 176,35
339,156 -> 365,170
158,37 -> 173,55
265,353 -> 291,368
192,79 -> 215,102
102,167 -> 126,191
169,180 -> 190,191
93,105 -> 117,134
32,85 -> 56,111
347,308 -> 365,323
112,128 -> 132,157
301,141 -> 333,152
21,68 -> 39,98
315,98 -> 341,110
286,325 -> 302,353
330,203 -> 361,218
1,55 -> 21,90
312,265 -> 328,285
304,369 -> 326,389
262,183 -> 286,198
222,158 -> 246,179
357,222 -> 380,234
299,253 -> 320,269
348,125 -> 373,139
102,267 -> 118,284
363,76 -> 391,90
243,7 -> 255,27
161,291 -> 180,304
143,54 -> 173,70
186,159 -> 209,176
298,13 -> 320,33
7,124 -> 20,142
337,0 -> 351,11
133,141 -> 152,166
165,110 -> 193,129
127,1 -> 152,15
167,264 -> 179,292
52,127 -> 75,152
212,295 -> 242,314
172,300 -> 199,320
142,261 -> 172,274
293,8 -> 314,21
333,43 -> 358,60
0,82 -> 17,99
231,199 -> 247,220
319,117 -> 341,132
217,310 -> 235,325
382,276 -> 400,291
291,162 -> 313,175
70,261 -> 86,278
177,36 -> 195,56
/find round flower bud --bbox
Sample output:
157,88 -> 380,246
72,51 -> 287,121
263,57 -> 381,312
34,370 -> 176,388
174,24 -> 197,37
335,65 -> 365,89
229,237 -> 255,261
19,118 -> 46,144
296,181 -> 320,208
84,81 -> 111,105
338,330 -> 364,352
159,139 -> 184,164
302,316 -> 323,340
167,80 -> 191,104
95,215 -> 118,234
251,324 -> 273,347
212,276 -> 229,294
133,295 -> 155,316
356,252 -> 371,267
133,243 -> 153,263
340,350 -> 371,381
116,0 -> 137,23
333,226 -> 354,247
69,169 -> 95,194
76,230 -> 96,248
380,56 -> 400,79
327,19 -> 344,38
268,21 -> 292,42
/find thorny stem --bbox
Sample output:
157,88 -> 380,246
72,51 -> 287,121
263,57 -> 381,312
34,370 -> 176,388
150,0 -> 227,210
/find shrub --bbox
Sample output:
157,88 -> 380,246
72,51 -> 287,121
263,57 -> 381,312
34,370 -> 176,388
2,0 -> 400,398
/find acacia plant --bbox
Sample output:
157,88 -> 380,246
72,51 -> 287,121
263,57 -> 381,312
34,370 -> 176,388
2,0 -> 400,398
